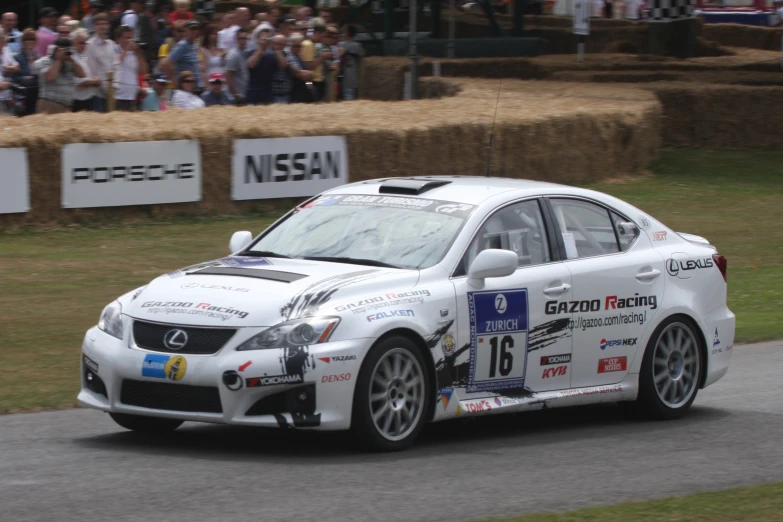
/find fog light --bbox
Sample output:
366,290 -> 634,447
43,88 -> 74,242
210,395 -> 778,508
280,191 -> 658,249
86,372 -> 94,382
295,389 -> 309,406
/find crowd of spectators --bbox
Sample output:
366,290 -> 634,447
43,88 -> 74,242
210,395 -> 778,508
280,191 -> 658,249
0,1 -> 364,115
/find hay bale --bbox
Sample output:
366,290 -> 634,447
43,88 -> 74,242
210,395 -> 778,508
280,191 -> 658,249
702,23 -> 783,51
418,77 -> 463,98
0,79 -> 661,228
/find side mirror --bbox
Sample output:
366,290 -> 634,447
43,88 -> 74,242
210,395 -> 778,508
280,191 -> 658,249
616,222 -> 638,237
467,249 -> 518,288
229,231 -> 253,254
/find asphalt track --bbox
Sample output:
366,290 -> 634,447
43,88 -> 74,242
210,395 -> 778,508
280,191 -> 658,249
2,341 -> 782,522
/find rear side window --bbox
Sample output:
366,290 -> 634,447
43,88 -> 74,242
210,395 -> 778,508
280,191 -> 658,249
610,211 -> 639,252
550,199 -> 620,259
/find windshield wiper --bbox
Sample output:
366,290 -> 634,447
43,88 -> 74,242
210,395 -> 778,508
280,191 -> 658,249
238,250 -> 291,258
301,256 -> 402,269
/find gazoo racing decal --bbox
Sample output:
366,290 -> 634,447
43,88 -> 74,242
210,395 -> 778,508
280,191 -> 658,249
334,289 -> 431,314
545,294 -> 658,315
467,289 -> 529,393
666,257 -> 714,279
141,301 -> 249,321
309,194 -> 476,219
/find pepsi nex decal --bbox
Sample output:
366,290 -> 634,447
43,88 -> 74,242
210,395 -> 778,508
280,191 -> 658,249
467,289 -> 529,393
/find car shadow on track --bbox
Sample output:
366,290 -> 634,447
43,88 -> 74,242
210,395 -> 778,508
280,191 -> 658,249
72,404 -> 732,463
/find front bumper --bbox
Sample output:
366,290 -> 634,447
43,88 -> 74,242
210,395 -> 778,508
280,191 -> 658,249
78,326 -> 371,430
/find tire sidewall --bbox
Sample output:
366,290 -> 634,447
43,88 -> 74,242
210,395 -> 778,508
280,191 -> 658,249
637,315 -> 703,420
351,335 -> 431,452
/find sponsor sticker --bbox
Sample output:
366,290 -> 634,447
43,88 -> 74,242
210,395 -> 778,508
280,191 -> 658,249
597,356 -> 627,374
546,294 -> 658,315
458,400 -> 492,415
540,354 -> 571,366
666,257 -> 714,279
142,354 -> 187,381
366,309 -> 415,322
599,337 -> 637,350
542,365 -> 567,379
653,231 -> 667,241
319,194 -> 476,219
246,374 -> 304,387
713,328 -> 720,347
440,388 -> 454,409
335,290 -> 431,314
441,333 -> 456,357
467,289 -> 529,393
317,355 -> 357,363
321,373 -> 352,383
82,353 -> 99,373
140,301 -> 249,321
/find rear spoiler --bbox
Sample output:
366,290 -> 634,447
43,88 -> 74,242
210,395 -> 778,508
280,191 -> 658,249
676,232 -> 716,250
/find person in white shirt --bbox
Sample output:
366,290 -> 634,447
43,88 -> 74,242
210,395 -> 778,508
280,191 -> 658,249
71,29 -> 102,111
219,7 -> 250,52
121,0 -> 145,39
86,13 -> 118,112
113,25 -> 148,111
0,27 -> 19,111
171,70 -> 205,109
217,11 -> 236,49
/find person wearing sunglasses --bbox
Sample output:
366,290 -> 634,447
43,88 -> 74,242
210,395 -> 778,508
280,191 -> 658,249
170,69 -> 204,109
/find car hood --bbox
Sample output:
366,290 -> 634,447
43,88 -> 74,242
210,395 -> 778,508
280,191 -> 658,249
122,257 -> 417,327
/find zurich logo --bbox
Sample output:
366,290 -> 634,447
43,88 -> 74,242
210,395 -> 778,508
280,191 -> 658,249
163,329 -> 189,351
494,294 -> 508,314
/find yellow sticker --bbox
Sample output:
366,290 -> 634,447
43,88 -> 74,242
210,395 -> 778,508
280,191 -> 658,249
164,355 -> 187,381
455,404 -> 462,417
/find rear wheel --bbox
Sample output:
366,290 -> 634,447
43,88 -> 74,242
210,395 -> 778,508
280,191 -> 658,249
110,413 -> 184,433
351,336 -> 430,452
635,316 -> 703,419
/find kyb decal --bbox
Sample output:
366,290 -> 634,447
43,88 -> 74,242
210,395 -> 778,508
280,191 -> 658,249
542,365 -> 567,379
598,356 -> 627,374
545,294 -> 657,315
666,257 -> 714,279
600,338 -> 637,350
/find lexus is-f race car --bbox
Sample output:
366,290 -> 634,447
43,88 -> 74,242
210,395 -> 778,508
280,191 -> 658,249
78,177 -> 735,451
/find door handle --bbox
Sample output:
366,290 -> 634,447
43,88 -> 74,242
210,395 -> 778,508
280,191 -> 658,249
543,283 -> 571,295
635,269 -> 661,281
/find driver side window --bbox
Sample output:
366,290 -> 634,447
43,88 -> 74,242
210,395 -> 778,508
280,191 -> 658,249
456,199 -> 551,276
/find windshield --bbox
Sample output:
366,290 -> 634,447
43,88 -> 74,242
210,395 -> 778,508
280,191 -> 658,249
247,195 -> 475,269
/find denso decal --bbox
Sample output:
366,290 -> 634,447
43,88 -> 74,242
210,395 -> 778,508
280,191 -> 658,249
246,374 -> 304,387
597,356 -> 627,374
545,294 -> 657,315
540,354 -> 571,366
542,365 -> 567,379
366,310 -> 415,322
599,338 -> 637,350
321,373 -> 351,383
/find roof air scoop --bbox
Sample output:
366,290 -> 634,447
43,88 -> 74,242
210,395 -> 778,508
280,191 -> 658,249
378,179 -> 452,195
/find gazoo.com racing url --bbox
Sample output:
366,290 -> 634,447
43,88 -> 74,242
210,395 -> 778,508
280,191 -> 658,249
568,310 -> 648,332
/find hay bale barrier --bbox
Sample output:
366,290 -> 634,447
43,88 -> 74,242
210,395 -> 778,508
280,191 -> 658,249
0,78 -> 660,228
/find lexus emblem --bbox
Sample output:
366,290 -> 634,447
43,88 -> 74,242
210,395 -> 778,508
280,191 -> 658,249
163,329 -> 189,351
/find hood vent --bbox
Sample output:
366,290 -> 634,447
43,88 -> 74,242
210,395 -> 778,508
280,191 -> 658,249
190,267 -> 308,283
378,179 -> 452,195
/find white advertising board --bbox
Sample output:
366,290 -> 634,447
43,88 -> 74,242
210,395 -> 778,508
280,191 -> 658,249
61,140 -> 202,208
232,136 -> 348,200
0,148 -> 30,214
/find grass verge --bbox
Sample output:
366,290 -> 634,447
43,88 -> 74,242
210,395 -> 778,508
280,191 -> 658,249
0,149 -> 781,412
489,481 -> 783,522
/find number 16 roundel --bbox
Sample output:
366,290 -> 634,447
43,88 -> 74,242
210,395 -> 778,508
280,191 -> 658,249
467,288 -> 529,393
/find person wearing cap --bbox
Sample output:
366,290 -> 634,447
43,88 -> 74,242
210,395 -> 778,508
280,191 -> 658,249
34,37 -> 86,113
122,0 -> 155,62
36,8 -> 60,57
139,71 -> 169,110
200,72 -> 231,106
82,1 -> 104,36
161,19 -> 203,91
2,13 -> 22,54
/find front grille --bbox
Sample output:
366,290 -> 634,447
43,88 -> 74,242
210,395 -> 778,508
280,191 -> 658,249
133,320 -> 236,355
121,379 -> 223,413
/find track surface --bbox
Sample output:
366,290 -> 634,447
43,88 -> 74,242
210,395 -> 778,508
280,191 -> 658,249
2,341 -> 782,522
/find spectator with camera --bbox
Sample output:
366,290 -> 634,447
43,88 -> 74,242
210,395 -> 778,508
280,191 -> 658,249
245,27 -> 285,105
225,27 -> 249,105
286,33 -> 314,104
71,29 -> 102,111
34,37 -> 86,114
121,0 -> 156,63
13,28 -> 41,115
87,13 -> 118,112
113,24 -> 149,111
171,69 -> 204,108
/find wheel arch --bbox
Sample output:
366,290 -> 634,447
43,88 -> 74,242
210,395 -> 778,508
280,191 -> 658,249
375,327 -> 439,423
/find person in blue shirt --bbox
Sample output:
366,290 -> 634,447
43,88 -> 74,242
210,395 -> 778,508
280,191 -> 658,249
161,19 -> 203,92
139,72 -> 169,111
245,28 -> 287,105
2,13 -> 22,54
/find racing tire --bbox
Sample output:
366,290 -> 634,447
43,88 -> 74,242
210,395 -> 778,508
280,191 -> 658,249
109,413 -> 184,433
634,315 -> 703,420
351,336 -> 431,452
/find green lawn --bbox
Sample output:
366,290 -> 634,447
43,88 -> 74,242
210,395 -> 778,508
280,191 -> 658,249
0,149 -> 781,412
489,481 -> 783,522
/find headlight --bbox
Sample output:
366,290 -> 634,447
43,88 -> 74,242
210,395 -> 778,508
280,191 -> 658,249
98,301 -> 124,340
237,316 -> 340,351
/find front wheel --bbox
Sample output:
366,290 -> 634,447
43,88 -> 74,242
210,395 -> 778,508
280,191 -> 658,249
110,412 -> 184,433
351,336 -> 430,452
635,316 -> 703,420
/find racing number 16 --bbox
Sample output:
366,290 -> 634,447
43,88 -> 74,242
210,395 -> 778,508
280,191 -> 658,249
488,335 -> 514,378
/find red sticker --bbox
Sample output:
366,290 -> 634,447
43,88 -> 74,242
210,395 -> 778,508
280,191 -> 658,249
598,356 -> 627,373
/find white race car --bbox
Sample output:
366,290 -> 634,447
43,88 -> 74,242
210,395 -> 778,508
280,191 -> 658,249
78,177 -> 735,451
